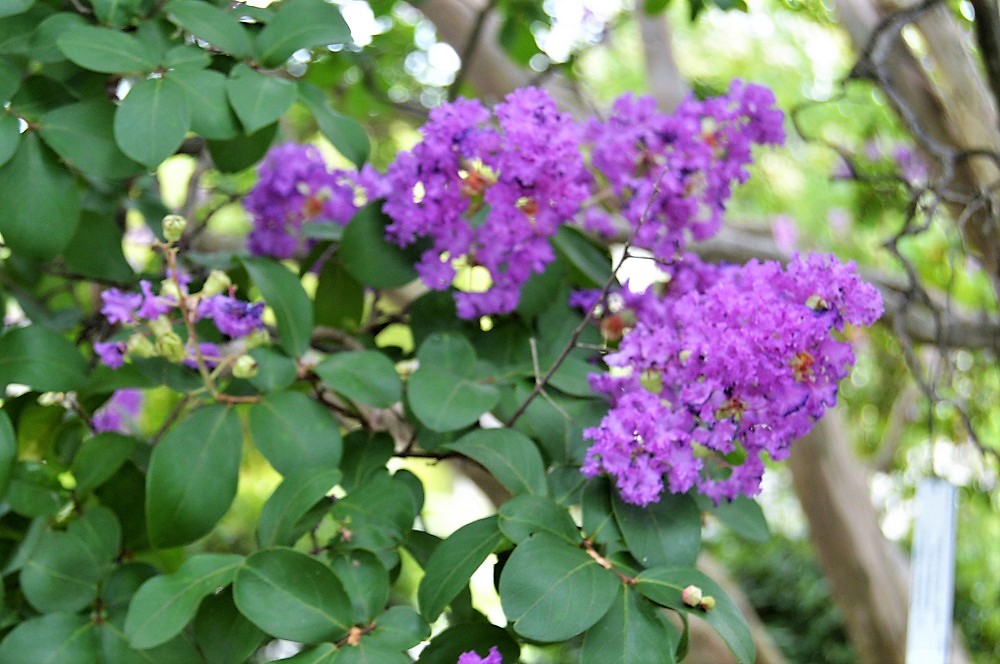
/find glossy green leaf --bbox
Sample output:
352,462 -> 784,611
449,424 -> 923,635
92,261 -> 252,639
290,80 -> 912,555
0,132 -> 80,260
0,613 -> 95,664
446,429 -> 547,496
226,63 -> 296,134
207,122 -> 277,173
242,257 -> 313,357
700,494 -> 770,543
255,0 -> 350,67
418,516 -> 504,621
498,494 -> 580,545
314,259 -> 364,330
636,567 -> 755,664
90,0 -> 141,27
407,366 -> 499,432
166,0 -> 253,58
315,351 -> 402,408
233,547 -> 353,643
331,550 -> 389,623
193,589 -> 266,664
416,623 -> 520,664
339,205 -> 418,288
338,430 -> 393,493
552,226 -> 612,288
257,466 -> 340,548
248,391 -> 342,476
581,477 -> 623,546
28,13 -> 86,62
416,333 -> 476,377
248,347 -> 298,393
67,506 -> 121,564
580,584 -> 678,664
0,325 -> 87,392
613,491 -> 701,568
21,530 -> 102,613
56,25 -> 157,73
145,406 -> 242,548
63,211 -> 136,283
6,462 -> 65,517
170,68 -> 240,140
71,432 -> 136,496
0,113 -> 19,167
499,533 -> 619,641
0,410 -> 17,498
114,75 -> 191,168
124,553 -> 244,649
164,44 -> 210,70
366,606 -> 429,652
298,82 -> 369,166
0,0 -> 33,18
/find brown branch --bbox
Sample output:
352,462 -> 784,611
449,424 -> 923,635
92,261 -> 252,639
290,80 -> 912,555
971,0 -> 1000,119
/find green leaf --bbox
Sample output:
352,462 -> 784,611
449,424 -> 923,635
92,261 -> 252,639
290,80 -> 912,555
56,25 -> 157,73
330,550 -> 389,623
416,333 -> 476,377
242,257 -> 313,357
552,226 -> 612,288
170,68 -> 240,140
366,606 -> 429,651
166,0 -> 253,58
145,406 -> 242,548
581,477 -> 623,546
635,567 -> 755,664
613,491 -> 701,568
0,613 -> 95,664
338,430 -> 392,493
701,495 -> 770,543
314,351 -> 402,408
256,466 -> 340,548
446,429 -> 547,496
29,13 -> 87,62
226,63 -> 296,134
164,44 -> 210,71
0,132 -> 80,260
644,0 -> 672,13
114,75 -> 191,168
498,494 -> 580,545
417,516 -> 504,621
499,533 -> 619,641
407,366 -> 499,432
207,122 -> 277,173
0,411 -> 17,498
548,357 -> 597,397
580,584 -> 678,664
233,547 -> 353,643
0,113 -> 19,167
124,553 -> 244,649
314,260 -> 364,330
71,432 -> 136,495
6,462 -> 64,517
339,205 -> 418,289
298,82 -> 369,166
0,325 -> 86,392
193,589 -> 266,664
21,530 -> 102,613
67,506 -> 121,564
248,347 -> 298,393
0,0 -> 33,18
248,391 -> 342,476
255,0 -> 350,67
90,0 -> 141,27
40,99 -> 143,179
63,211 -> 136,283
416,623 -> 519,664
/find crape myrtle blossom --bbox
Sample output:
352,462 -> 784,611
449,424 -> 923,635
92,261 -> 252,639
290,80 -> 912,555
457,647 -> 502,664
245,143 -> 385,259
381,87 -> 590,318
582,254 -> 883,506
92,389 -> 143,433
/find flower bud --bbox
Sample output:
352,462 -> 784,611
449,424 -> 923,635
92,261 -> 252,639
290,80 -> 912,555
681,585 -> 703,608
148,316 -> 173,338
244,328 -> 270,349
699,595 -> 716,611
232,354 -> 258,379
159,279 -> 183,303
155,332 -> 186,363
162,215 -> 187,243
126,333 -> 155,358
201,270 -> 231,298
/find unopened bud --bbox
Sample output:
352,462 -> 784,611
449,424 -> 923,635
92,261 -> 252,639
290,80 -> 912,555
148,316 -> 173,338
699,595 -> 716,611
162,215 -> 187,243
201,270 -> 231,298
681,585 -> 703,608
127,333 -> 155,358
805,294 -> 829,311
155,332 -> 185,363
639,370 -> 662,395
244,328 -> 270,349
159,279 -> 183,302
232,354 -> 258,379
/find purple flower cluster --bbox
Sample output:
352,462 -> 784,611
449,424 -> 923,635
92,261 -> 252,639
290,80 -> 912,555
457,647 -> 502,664
584,80 -> 784,256
92,389 -> 143,433
582,254 -> 882,505
382,87 -> 589,318
245,143 -> 384,259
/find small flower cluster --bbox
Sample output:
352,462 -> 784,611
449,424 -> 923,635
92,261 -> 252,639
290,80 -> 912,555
94,269 -> 264,376
246,143 -> 385,259
382,87 -> 590,318
584,80 -> 785,256
581,254 -> 882,505
92,389 -> 143,434
457,647 -> 502,664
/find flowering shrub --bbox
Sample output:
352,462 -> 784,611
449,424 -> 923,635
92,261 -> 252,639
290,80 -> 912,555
0,2 -> 881,662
